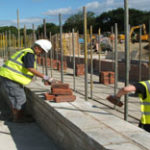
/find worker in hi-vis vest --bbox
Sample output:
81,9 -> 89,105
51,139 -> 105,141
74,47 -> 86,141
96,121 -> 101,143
107,81 -> 150,133
0,39 -> 54,123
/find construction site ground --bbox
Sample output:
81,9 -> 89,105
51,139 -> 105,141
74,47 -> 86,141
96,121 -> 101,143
0,57 -> 150,150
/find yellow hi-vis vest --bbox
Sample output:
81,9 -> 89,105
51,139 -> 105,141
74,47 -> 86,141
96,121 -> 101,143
0,48 -> 36,85
139,80 -> 150,124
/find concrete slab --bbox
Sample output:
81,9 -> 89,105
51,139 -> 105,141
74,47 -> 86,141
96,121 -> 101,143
26,77 -> 150,150
0,121 -> 59,150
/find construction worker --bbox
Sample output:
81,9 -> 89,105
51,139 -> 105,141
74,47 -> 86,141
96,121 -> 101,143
107,80 -> 150,133
0,39 -> 54,123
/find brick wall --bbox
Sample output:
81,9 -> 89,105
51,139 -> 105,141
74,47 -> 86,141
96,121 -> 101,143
63,55 -> 149,82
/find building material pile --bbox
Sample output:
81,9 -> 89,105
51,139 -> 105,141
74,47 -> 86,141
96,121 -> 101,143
44,82 -> 76,103
99,71 -> 115,85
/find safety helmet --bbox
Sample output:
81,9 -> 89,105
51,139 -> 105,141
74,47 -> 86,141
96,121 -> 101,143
34,39 -> 52,53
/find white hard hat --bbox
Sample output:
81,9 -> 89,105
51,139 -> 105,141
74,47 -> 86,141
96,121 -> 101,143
35,39 -> 52,53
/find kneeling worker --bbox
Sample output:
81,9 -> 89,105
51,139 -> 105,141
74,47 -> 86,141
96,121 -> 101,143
0,39 -> 54,122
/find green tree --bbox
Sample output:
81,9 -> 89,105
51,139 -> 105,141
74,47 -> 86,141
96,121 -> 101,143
95,8 -> 150,33
36,23 -> 59,38
63,11 -> 96,34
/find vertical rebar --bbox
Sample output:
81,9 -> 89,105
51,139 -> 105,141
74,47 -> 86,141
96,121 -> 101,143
5,31 -> 7,60
77,31 -> 80,64
32,24 -> 36,43
49,32 -> 53,77
17,9 -> 20,49
72,28 -> 76,91
2,33 -> 4,58
43,19 -> 48,76
139,26 -> 142,81
124,0 -> 129,121
24,25 -> 27,48
59,14 -> 64,83
148,20 -> 150,80
69,32 -> 72,62
98,28 -> 101,73
90,26 -> 93,99
111,26 -> 114,71
8,30 -> 11,59
83,7 -> 88,101
114,23 -> 118,96
56,34 -> 58,61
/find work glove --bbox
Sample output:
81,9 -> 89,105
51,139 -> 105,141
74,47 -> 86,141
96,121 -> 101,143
43,75 -> 55,84
43,75 -> 50,81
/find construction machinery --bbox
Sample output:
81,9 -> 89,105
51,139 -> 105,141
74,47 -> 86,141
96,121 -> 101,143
118,24 -> 149,42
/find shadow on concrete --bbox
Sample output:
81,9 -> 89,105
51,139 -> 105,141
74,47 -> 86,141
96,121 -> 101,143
0,94 -> 59,150
4,121 -> 59,150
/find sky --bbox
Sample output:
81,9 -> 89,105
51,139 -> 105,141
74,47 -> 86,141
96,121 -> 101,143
0,0 -> 150,29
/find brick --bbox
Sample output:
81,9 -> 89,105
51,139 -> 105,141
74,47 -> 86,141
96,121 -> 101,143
44,81 -> 51,86
44,93 -> 55,101
101,78 -> 109,85
100,71 -> 110,78
109,72 -> 115,84
51,83 -> 69,89
109,77 -> 115,84
99,71 -> 109,83
52,88 -> 73,95
75,64 -> 84,76
54,95 -> 76,103
109,72 -> 115,77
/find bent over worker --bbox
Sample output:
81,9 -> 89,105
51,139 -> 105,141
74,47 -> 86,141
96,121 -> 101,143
0,39 -> 54,123
107,80 -> 150,133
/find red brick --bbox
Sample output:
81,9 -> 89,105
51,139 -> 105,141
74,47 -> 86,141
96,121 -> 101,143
109,72 -> 115,77
101,78 -> 109,85
44,93 -> 55,101
44,81 -> 51,86
54,95 -> 76,103
109,77 -> 115,84
52,88 -> 73,95
51,83 -> 69,89
100,71 -> 110,78
75,64 -> 84,76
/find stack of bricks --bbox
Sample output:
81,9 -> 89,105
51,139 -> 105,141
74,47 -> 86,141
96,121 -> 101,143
99,71 -> 115,85
75,64 -> 84,76
44,82 -> 76,103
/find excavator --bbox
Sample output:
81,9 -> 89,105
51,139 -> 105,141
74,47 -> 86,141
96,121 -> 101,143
118,24 -> 149,42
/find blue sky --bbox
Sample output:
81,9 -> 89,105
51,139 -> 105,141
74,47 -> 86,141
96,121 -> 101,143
0,0 -> 150,28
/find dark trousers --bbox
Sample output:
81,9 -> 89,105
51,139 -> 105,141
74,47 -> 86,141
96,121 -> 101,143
139,122 -> 150,133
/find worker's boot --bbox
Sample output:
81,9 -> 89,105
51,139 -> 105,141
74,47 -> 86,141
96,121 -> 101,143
12,108 -> 34,123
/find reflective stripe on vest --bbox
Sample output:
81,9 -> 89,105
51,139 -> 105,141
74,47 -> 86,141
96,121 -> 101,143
139,80 -> 150,124
0,48 -> 36,85
3,64 -> 33,79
